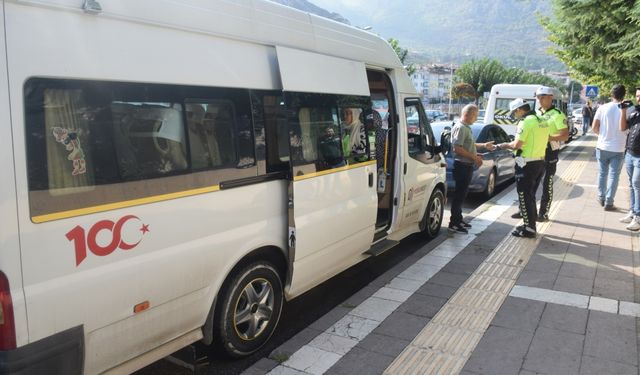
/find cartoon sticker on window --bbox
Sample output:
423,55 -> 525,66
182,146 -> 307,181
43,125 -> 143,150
52,127 -> 86,175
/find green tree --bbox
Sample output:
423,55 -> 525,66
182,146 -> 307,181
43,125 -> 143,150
388,38 -> 415,76
454,58 -> 506,103
456,58 -> 565,104
540,1 -> 640,91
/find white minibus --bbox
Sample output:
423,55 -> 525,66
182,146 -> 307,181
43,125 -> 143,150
0,0 -> 446,374
484,84 -> 568,137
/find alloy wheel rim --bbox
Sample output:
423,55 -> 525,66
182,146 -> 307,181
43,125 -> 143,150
233,278 -> 274,341
429,195 -> 442,231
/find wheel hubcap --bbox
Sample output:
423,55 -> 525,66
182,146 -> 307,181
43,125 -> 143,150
233,278 -> 274,341
429,196 -> 442,231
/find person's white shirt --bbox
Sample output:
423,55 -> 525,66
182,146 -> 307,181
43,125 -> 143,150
595,102 -> 627,152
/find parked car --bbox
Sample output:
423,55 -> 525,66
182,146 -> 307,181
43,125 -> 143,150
432,121 -> 516,197
426,109 -> 448,121
570,106 -> 583,126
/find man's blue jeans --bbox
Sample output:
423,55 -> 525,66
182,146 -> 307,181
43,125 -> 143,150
596,148 -> 624,206
625,152 -> 640,215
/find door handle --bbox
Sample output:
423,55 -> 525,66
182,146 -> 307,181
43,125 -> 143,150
368,172 -> 374,187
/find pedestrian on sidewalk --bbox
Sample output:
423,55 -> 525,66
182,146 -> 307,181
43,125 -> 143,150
619,87 -> 640,230
448,104 -> 496,234
499,98 -> 549,238
582,101 -> 593,135
593,84 -> 628,210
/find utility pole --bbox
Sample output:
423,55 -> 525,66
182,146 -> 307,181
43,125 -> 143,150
448,63 -> 453,115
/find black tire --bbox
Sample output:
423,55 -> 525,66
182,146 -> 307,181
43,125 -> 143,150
483,170 -> 496,199
421,189 -> 444,239
213,261 -> 283,358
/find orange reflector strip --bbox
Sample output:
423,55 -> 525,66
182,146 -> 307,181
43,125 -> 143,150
134,301 -> 150,314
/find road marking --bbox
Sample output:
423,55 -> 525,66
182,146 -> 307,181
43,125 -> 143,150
509,285 -> 640,317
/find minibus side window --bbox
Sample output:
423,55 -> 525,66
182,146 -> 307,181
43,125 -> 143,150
284,92 -> 372,174
24,78 -> 258,220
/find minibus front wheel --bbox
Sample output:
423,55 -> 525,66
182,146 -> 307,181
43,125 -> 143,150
213,261 -> 284,357
421,189 -> 444,239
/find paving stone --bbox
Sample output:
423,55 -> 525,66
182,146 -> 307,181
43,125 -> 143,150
588,296 -> 618,314
385,277 -> 424,293
463,325 -> 533,375
396,293 -> 447,319
428,271 -> 470,288
592,277 -> 635,302
599,247 -> 633,264
595,264 -> 634,282
242,358 -> 280,375
416,254 -> 452,268
459,243 -> 496,257
349,297 -> 401,322
341,285 -> 379,307
565,244 -> 599,261
453,251 -> 489,266
373,311 -> 429,341
619,301 -> 640,317
307,332 -> 358,356
280,346 -> 341,375
328,347 -> 395,375
415,282 -> 458,299
440,260 -> 478,275
356,332 -> 410,358
583,311 -> 638,366
516,269 -> 557,289
558,259 -> 597,280
525,253 -> 563,273
539,303 -> 588,335
522,326 -> 584,375
553,275 -> 593,296
326,315 -> 378,341
372,287 -> 413,303
266,365 -> 311,375
518,371 -> 542,375
491,296 -> 545,333
308,306 -> 351,332
579,355 -> 638,375
270,327 -> 324,358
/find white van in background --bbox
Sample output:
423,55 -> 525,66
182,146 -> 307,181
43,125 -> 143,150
0,1 -> 446,374
484,84 -> 571,138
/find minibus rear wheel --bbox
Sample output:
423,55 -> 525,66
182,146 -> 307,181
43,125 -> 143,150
213,261 -> 283,357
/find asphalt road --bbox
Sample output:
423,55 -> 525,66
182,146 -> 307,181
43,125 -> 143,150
134,185 -> 511,375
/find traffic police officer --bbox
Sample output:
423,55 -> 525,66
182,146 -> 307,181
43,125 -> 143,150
535,86 -> 569,221
499,98 -> 550,238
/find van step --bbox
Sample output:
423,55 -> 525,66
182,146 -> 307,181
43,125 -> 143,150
364,239 -> 400,256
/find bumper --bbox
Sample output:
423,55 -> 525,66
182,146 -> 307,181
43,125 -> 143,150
0,326 -> 84,375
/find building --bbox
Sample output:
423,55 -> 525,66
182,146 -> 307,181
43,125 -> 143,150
410,64 -> 457,103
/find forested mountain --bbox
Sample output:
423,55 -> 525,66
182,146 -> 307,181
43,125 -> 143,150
270,0 -> 562,71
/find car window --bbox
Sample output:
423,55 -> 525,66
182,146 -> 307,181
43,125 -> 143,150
494,127 -> 511,143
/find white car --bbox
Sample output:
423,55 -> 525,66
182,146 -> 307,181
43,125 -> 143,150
572,108 -> 583,126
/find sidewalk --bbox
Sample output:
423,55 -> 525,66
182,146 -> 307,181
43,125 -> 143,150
242,134 -> 640,375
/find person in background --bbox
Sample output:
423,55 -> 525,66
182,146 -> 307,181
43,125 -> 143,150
582,101 -> 593,136
593,84 -> 628,211
498,98 -> 549,238
318,126 -> 345,170
341,107 -> 367,163
448,104 -> 496,234
619,87 -> 640,230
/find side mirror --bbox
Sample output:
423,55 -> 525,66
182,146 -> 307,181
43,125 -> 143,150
509,135 -> 515,141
